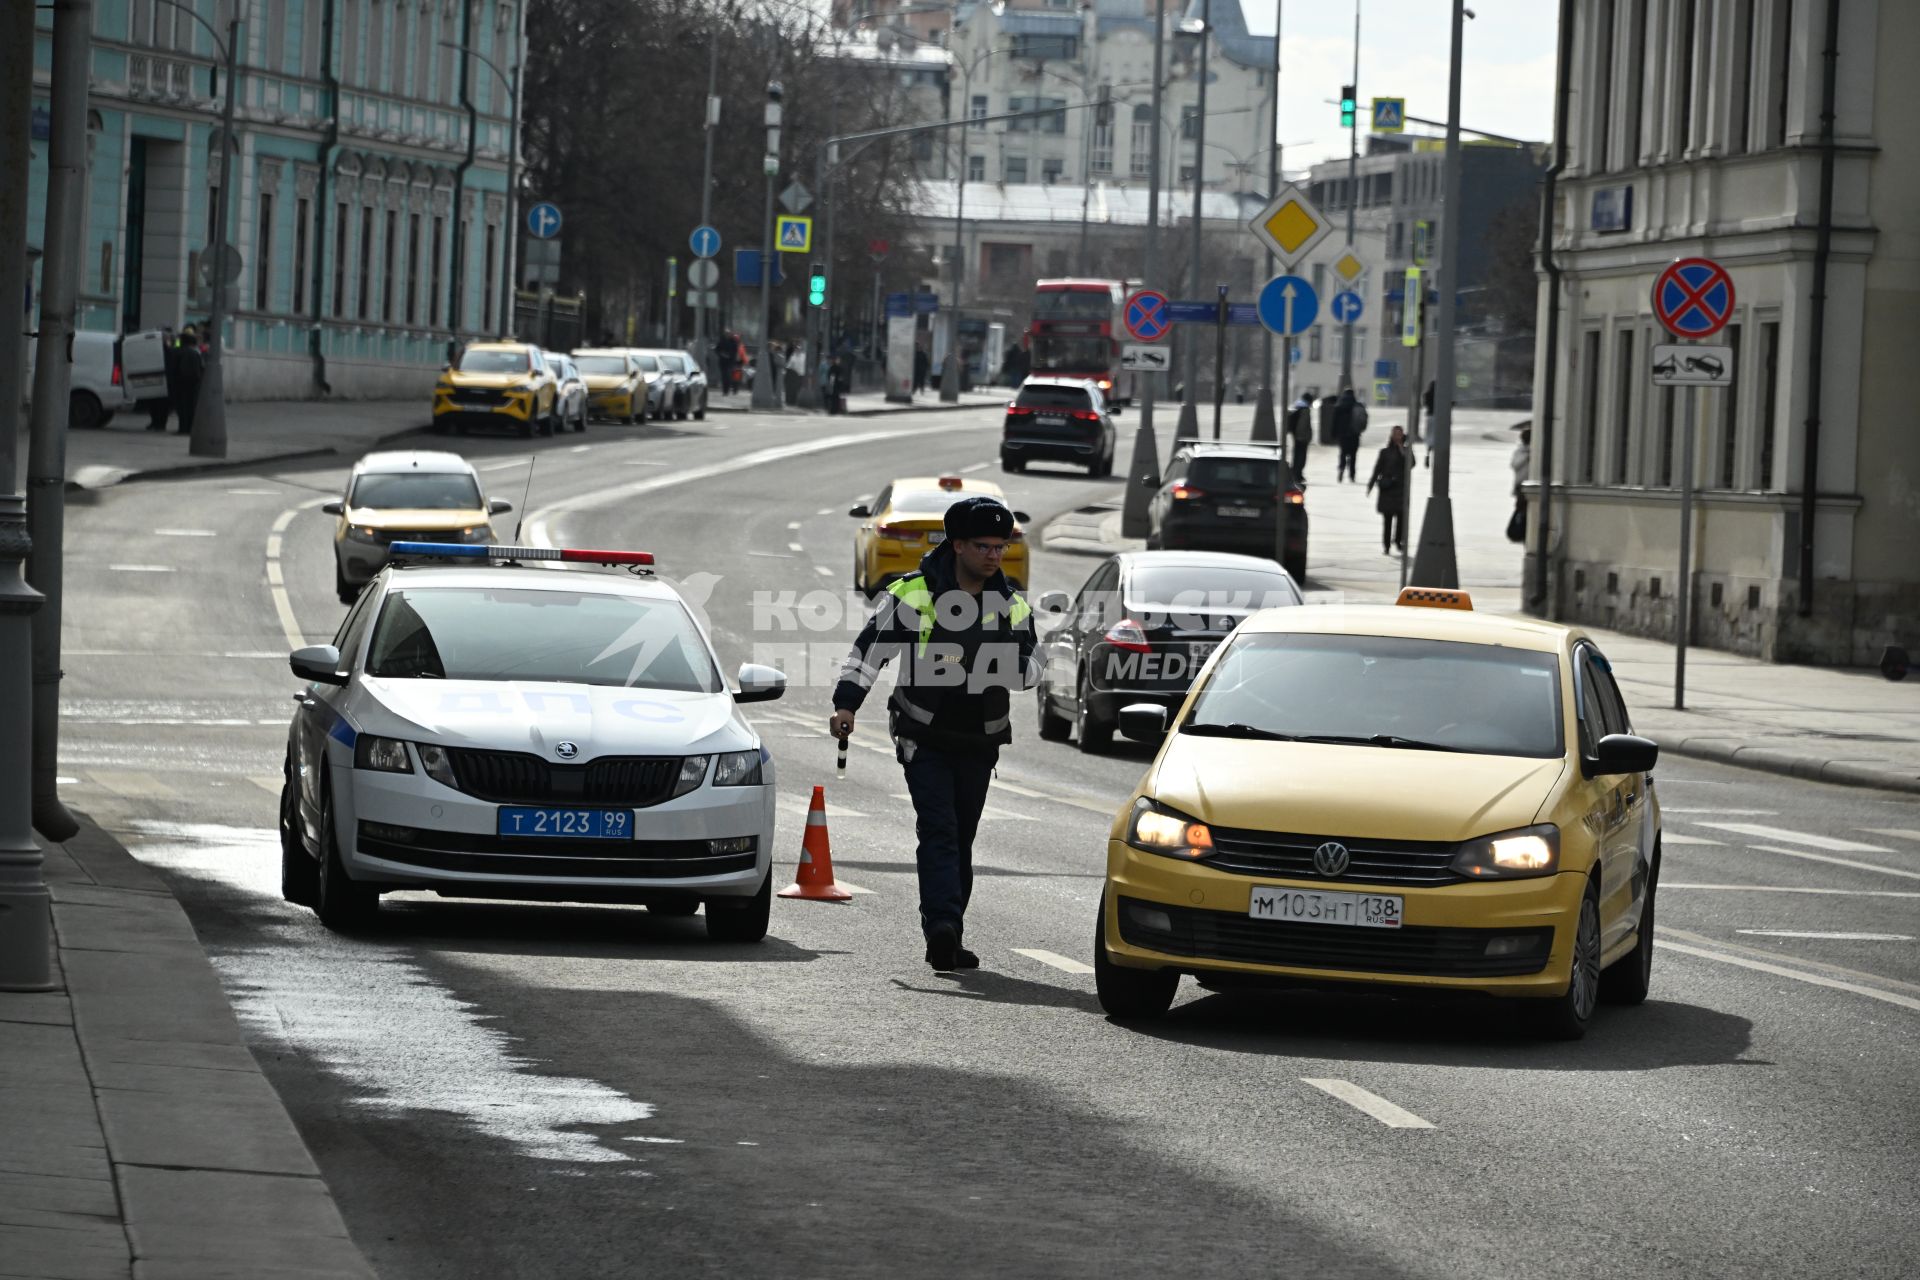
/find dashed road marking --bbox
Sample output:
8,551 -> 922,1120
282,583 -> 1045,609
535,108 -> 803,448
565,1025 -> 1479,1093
479,458 -> 532,472
1661,807 -> 1777,815
267,496 -> 337,649
1013,948 -> 1093,974
747,551 -> 793,559
1737,930 -> 1912,941
993,779 -> 1117,816
787,521 -> 802,530
1860,828 -> 1920,843
959,461 -> 990,473
815,565 -> 836,577
109,564 -> 174,572
152,528 -> 217,537
1660,832 -> 1725,846
1695,822 -> 1891,853
1302,1079 -> 1436,1129
815,507 -> 834,516
249,776 -> 284,795
226,487 -> 283,495
1747,843 -> 1920,882
787,542 -> 804,552
1663,883 -> 1920,898
777,792 -> 869,820
1657,935 -> 1920,1013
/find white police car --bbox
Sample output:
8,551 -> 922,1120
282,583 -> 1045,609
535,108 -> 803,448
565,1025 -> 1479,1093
279,541 -> 785,940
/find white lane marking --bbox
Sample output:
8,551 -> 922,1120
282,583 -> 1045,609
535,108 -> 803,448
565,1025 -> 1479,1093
266,561 -> 284,586
747,551 -> 794,559
1659,832 -> 1725,846
787,542 -> 804,552
889,792 -> 1032,822
479,458 -> 532,472
55,776 -> 79,786
267,496 -> 336,650
624,460 -> 671,467
109,564 -> 174,572
1747,843 -> 1920,882
152,528 -> 218,537
226,487 -> 283,495
959,461 -> 990,473
570,444 -> 590,453
248,776 -> 284,795
623,1136 -> 685,1144
1664,883 -> 1920,898
815,565 -> 836,577
992,779 -> 1117,816
1656,939 -> 1920,1013
1662,926 -> 1920,996
1737,930 -> 1913,941
1661,807 -> 1778,815
1860,828 -> 1920,842
1013,948 -> 1094,974
786,521 -> 802,530
1695,822 -> 1891,853
815,507 -> 833,516
64,649 -> 283,658
86,771 -> 179,800
776,792 -> 869,820
1301,1079 -> 1436,1129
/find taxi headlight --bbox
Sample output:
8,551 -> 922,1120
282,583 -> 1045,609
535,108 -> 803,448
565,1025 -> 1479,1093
1124,797 -> 1212,860
713,749 -> 763,787
671,755 -> 711,797
1450,824 -> 1560,879
347,524 -> 383,542
354,735 -> 413,774
416,742 -> 457,788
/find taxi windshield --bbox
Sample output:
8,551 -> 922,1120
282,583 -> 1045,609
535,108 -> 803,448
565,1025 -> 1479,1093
364,587 -> 722,691
1185,632 -> 1563,758
889,489 -> 971,516
456,349 -> 529,374
349,471 -> 482,510
574,355 -> 629,376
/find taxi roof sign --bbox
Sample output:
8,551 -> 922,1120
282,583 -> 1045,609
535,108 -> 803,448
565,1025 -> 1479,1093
1247,183 -> 1332,266
1396,586 -> 1473,611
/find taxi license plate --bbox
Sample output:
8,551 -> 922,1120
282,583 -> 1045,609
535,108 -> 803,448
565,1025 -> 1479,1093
1217,505 -> 1260,518
1249,886 -> 1402,929
926,531 -> 946,543
457,401 -> 497,412
497,807 -> 634,839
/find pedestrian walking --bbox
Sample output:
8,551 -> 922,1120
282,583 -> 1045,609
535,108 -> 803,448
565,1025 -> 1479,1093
171,323 -> 204,436
831,354 -> 852,414
912,344 -> 929,396
1366,424 -> 1414,554
1508,421 -> 1533,542
715,332 -> 737,396
1333,388 -> 1367,482
829,496 -> 1038,971
1285,392 -> 1312,482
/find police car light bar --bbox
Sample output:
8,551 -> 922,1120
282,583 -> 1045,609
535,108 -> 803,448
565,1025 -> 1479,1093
389,541 -> 655,566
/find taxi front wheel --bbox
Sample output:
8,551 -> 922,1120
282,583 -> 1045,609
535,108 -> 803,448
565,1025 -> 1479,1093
1094,896 -> 1178,1020
1530,886 -> 1601,1040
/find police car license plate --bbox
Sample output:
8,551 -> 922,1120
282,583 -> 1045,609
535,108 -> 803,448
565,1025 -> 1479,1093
1249,886 -> 1402,929
497,807 -> 634,839
1217,505 -> 1260,518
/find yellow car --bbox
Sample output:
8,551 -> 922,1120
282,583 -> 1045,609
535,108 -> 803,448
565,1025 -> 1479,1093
573,348 -> 645,423
432,341 -> 558,437
849,475 -> 1031,594
322,450 -> 511,603
1094,587 -> 1662,1039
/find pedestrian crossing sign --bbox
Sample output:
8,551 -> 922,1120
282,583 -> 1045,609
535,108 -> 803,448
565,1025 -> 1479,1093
1372,97 -> 1406,133
776,215 -> 813,253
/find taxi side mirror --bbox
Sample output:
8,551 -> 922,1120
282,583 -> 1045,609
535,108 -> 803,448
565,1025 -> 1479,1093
1035,590 -> 1071,615
321,500 -> 345,516
1588,732 -> 1658,777
848,504 -> 871,518
1118,703 -> 1170,742
488,498 -> 513,515
290,644 -> 347,686
734,663 -> 787,703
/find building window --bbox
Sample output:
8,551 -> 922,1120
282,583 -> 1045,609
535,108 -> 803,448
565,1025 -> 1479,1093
1011,34 -> 1076,61
968,154 -> 985,182
1180,106 -> 1198,141
333,203 -> 348,317
1592,0 -> 1615,170
1758,319 -> 1780,488
292,198 -> 309,314
1308,326 -> 1322,361
1008,97 -> 1067,134
970,95 -> 987,129
1622,0 -> 1646,163
254,191 -> 273,312
1092,119 -> 1113,175
1130,104 -> 1152,178
357,206 -> 373,320
406,213 -> 422,325
1580,328 -> 1602,484
1731,0 -> 1757,152
430,215 -> 445,327
1003,156 -> 1028,184
1718,322 -> 1743,487
483,221 -> 498,333
382,210 -> 397,322
1178,164 -> 1195,183
1041,157 -> 1064,185
1674,0 -> 1700,154
1768,0 -> 1793,147
1638,0 -> 1662,159
1612,329 -> 1635,484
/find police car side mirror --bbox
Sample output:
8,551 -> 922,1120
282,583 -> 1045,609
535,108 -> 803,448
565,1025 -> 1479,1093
1587,732 -> 1659,778
321,500 -> 345,516
733,663 -> 787,703
1118,703 -> 1170,742
488,498 -> 513,515
289,644 -> 347,686
848,504 -> 871,518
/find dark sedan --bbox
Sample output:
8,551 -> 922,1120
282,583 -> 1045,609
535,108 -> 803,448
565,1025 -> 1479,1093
1144,442 -> 1309,584
1001,377 -> 1118,476
1034,551 -> 1302,752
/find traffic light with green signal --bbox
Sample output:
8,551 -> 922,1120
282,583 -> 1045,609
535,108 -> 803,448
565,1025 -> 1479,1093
808,263 -> 826,307
1340,85 -> 1356,129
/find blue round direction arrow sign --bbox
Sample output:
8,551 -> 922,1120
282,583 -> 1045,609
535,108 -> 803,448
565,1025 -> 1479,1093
689,225 -> 721,259
1330,290 -> 1365,324
527,201 -> 562,240
1257,275 -> 1319,336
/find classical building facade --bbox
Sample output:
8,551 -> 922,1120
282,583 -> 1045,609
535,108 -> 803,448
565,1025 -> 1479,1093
1528,0 -> 1919,666
26,0 -> 523,400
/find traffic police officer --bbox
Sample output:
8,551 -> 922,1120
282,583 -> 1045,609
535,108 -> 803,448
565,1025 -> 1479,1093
829,496 -> 1038,970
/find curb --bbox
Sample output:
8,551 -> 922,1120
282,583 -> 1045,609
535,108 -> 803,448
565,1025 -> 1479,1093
42,813 -> 376,1279
64,422 -> 432,492
1650,734 -> 1920,797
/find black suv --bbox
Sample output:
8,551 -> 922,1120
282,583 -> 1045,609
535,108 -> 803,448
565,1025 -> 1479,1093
1143,443 -> 1309,584
1001,377 -> 1118,476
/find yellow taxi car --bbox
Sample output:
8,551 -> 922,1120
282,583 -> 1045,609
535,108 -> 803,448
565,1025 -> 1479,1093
848,475 -> 1031,594
572,348 -> 645,424
432,341 -> 558,437
322,450 -> 512,603
1093,588 -> 1662,1040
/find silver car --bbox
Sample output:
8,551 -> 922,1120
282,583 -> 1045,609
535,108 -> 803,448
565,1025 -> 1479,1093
544,351 -> 590,434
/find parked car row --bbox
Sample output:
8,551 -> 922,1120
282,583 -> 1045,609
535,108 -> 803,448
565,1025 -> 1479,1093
432,341 -> 708,437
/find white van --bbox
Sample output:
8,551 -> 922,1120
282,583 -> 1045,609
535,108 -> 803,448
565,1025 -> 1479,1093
25,329 -> 169,430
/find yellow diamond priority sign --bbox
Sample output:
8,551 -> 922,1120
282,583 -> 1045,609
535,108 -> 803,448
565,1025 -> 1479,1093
1248,182 -> 1332,266
1334,251 -> 1365,282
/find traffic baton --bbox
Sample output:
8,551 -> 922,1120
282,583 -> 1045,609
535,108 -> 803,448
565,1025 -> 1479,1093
837,735 -> 848,773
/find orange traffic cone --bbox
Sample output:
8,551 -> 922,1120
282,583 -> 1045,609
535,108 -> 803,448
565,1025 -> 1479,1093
778,785 -> 854,902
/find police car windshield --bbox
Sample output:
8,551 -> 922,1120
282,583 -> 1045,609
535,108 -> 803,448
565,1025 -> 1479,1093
365,587 -> 723,691
574,356 -> 628,376
457,350 -> 529,374
349,472 -> 482,510
1185,633 -> 1563,758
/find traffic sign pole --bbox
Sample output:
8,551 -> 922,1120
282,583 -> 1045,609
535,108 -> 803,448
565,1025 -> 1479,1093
1212,286 -> 1229,439
1676,369 -> 1698,710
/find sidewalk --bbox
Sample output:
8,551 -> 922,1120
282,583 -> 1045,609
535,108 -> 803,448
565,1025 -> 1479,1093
1039,407 -> 1920,796
703,386 -> 1011,418
0,816 -> 374,1279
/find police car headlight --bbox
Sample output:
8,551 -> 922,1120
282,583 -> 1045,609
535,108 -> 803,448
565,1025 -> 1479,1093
712,749 -> 763,787
1124,797 -> 1212,860
1450,824 -> 1560,879
671,755 -> 710,797
416,742 -> 457,788
354,735 -> 413,774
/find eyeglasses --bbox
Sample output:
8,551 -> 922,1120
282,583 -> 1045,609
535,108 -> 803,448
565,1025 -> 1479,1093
963,540 -> 1009,556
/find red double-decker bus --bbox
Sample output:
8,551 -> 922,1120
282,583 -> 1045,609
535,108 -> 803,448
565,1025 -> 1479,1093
1028,278 -> 1135,405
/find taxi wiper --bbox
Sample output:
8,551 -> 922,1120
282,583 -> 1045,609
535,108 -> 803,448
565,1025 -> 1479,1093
1295,733 -> 1460,752
1181,721 -> 1298,741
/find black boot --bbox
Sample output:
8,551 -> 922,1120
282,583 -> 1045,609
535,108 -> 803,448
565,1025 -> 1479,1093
925,922 -> 960,971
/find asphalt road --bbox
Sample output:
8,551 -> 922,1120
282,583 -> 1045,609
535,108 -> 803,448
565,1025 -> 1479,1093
53,406 -> 1920,1279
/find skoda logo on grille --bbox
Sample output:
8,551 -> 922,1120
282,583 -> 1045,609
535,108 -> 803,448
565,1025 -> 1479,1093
554,741 -> 580,760
1313,841 -> 1351,877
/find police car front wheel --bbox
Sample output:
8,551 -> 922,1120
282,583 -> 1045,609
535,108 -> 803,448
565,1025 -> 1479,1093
314,785 -> 380,932
704,870 -> 772,943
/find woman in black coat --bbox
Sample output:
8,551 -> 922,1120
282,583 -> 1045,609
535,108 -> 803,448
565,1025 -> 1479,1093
1366,424 -> 1413,554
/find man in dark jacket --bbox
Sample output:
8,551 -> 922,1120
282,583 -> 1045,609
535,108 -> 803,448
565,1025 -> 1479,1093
1333,388 -> 1367,482
829,496 -> 1038,971
171,323 -> 204,436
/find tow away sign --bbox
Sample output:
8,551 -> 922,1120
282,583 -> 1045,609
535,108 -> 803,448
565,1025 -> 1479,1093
1121,344 -> 1170,372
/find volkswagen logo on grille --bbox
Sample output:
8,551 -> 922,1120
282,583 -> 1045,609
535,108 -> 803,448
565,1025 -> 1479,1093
554,741 -> 580,760
1313,841 -> 1351,877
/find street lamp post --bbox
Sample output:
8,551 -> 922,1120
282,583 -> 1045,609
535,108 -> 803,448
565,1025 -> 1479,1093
698,29 -> 720,375
752,81 -> 784,411
1118,0 -> 1170,539
440,42 -> 519,341
1339,0 -> 1360,394
1182,2 -> 1211,426
1253,0 -> 1282,443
